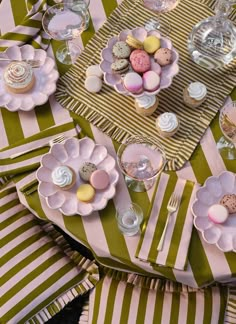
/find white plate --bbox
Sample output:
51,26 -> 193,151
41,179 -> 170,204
192,171 -> 236,252
36,137 -> 119,216
0,45 -> 59,111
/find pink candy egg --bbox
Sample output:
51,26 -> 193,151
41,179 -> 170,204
142,71 -> 160,92
90,169 -> 110,190
130,49 -> 151,73
123,72 -> 143,93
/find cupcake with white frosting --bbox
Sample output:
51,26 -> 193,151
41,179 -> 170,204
51,166 -> 76,191
135,96 -> 159,116
156,112 -> 180,138
183,82 -> 207,108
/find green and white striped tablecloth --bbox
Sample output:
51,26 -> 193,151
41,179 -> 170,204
1,1 -> 236,322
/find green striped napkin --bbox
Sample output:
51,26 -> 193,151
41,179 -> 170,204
86,268 -> 227,324
0,119 -> 80,177
0,0 -> 52,51
1,182 -> 99,324
136,172 -> 199,271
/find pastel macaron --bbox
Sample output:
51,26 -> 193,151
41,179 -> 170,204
143,71 -> 160,92
112,41 -> 131,59
123,72 -> 143,94
86,65 -> 103,78
130,49 -> 151,73
126,35 -> 143,49
76,184 -> 95,203
111,59 -> 129,74
85,75 -> 102,93
143,35 -> 161,54
90,169 -> 110,190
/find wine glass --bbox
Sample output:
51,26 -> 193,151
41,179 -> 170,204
117,134 -> 166,192
188,0 -> 236,69
42,2 -> 87,65
143,0 -> 180,35
217,101 -> 236,160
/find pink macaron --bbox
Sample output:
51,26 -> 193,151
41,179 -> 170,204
90,169 -> 110,190
130,49 -> 151,73
123,72 -> 143,93
142,71 -> 160,92
208,204 -> 229,224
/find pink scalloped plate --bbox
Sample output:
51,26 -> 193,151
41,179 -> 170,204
192,171 -> 236,252
100,27 -> 179,98
0,45 -> 59,111
36,137 -> 119,216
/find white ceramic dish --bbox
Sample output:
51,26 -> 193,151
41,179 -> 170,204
100,27 -> 179,98
0,45 -> 59,111
192,171 -> 236,252
36,137 -> 119,216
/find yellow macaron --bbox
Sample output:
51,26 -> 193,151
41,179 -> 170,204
126,35 -> 143,49
77,184 -> 95,203
143,36 -> 161,54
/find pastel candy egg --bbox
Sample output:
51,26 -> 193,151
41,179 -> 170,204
130,49 -> 151,73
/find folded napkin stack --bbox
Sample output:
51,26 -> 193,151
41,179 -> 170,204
136,172 -> 199,270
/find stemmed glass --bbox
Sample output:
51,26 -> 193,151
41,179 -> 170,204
117,134 -> 166,192
217,101 -> 236,160
143,0 -> 180,35
42,2 -> 87,65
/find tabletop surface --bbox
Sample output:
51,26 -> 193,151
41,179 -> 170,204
1,0 -> 236,290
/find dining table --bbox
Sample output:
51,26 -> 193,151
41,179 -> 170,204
1,0 -> 236,323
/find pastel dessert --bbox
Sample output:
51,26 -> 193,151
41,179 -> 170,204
76,184 -> 95,202
156,112 -> 179,138
142,71 -> 160,92
130,49 -> 151,73
135,96 -> 159,116
150,58 -> 162,75
183,82 -> 207,108
112,41 -> 131,59
4,61 -> 35,94
154,48 -> 172,66
111,59 -> 129,74
85,75 -> 102,93
219,194 -> 236,214
90,169 -> 110,190
208,204 -> 229,224
79,162 -> 97,182
143,35 -> 161,54
123,72 -> 143,94
126,35 -> 143,49
86,64 -> 103,78
51,166 -> 76,190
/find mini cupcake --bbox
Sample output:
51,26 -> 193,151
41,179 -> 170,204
156,112 -> 179,138
135,96 -> 159,116
51,166 -> 76,190
183,82 -> 207,108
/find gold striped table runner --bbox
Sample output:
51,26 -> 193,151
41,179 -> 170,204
56,0 -> 236,171
136,172 -> 199,270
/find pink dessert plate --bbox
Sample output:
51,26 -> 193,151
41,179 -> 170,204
192,171 -> 236,252
100,27 -> 179,98
0,45 -> 59,111
36,137 -> 119,216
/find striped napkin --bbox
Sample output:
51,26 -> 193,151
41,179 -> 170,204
135,172 -> 199,271
0,119 -> 80,177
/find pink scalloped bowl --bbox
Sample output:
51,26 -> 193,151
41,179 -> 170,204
191,171 -> 236,252
100,27 -> 179,98
36,137 -> 119,216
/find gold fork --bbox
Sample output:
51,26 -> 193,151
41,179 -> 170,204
10,134 -> 66,159
157,192 -> 181,251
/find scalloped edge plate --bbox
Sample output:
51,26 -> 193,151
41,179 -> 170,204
100,27 -> 179,98
0,45 -> 59,111
36,137 -> 119,216
191,171 -> 236,252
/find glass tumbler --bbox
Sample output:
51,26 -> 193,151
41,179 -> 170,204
116,203 -> 143,236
